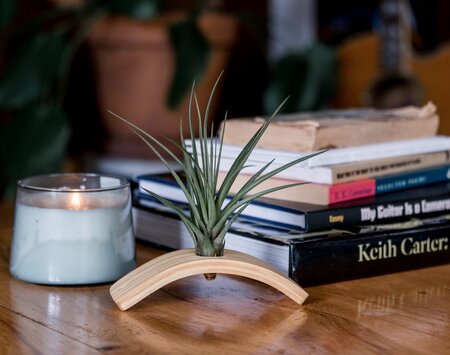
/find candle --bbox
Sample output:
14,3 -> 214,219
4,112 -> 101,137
10,174 -> 136,285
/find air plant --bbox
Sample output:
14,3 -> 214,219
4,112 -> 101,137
108,77 -> 323,261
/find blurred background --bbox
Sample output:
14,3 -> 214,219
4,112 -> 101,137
1,0 -> 449,199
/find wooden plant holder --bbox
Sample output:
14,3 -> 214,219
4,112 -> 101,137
110,249 -> 309,310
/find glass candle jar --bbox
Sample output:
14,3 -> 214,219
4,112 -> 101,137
10,173 -> 136,285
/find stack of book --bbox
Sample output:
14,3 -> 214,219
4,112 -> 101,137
132,102 -> 450,286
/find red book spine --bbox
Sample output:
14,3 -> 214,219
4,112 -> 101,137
328,179 -> 376,204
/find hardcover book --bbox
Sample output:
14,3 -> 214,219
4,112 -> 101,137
135,186 -> 308,231
218,164 -> 450,205
136,175 -> 450,231
218,102 -> 438,152
215,150 -> 450,184
257,181 -> 450,231
132,204 -> 450,286
202,135 -> 450,168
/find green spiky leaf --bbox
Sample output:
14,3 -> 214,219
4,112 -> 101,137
110,76 -> 324,257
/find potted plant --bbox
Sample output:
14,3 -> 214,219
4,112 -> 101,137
0,0 -> 238,198
108,77 -> 323,310
87,6 -> 238,157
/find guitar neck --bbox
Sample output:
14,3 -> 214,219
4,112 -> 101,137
378,0 -> 412,74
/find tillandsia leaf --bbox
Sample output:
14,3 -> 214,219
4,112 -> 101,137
176,123 -> 210,187
108,111 -> 185,167
215,97 -> 289,208
187,82 -> 199,163
185,87 -> 215,212
204,71 -> 223,139
177,92 -> 219,230
169,132 -> 213,223
194,93 -> 209,183
219,158 -> 275,216
108,111 -> 208,231
164,135 -> 206,194
224,150 -> 325,213
133,130 -> 208,232
196,233 -> 217,256
213,111 -> 227,188
214,203 -> 250,251
188,151 -> 272,220
204,70 -> 225,190
206,122 -> 218,226
208,121 -> 215,190
212,133 -> 218,186
232,158 -> 276,195
179,138 -> 230,228
179,123 -> 195,197
108,112 -> 185,177
189,97 -> 217,226
255,150 -> 325,184
168,139 -> 214,214
218,150 -> 325,218
212,182 -> 307,237
141,187 -> 202,245
111,76 -> 327,257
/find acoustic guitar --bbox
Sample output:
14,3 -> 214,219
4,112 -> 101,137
335,0 -> 450,135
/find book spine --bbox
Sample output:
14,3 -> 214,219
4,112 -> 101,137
304,193 -> 450,232
306,137 -> 450,167
375,165 -> 450,194
291,223 -> 450,286
217,137 -> 450,167
328,165 -> 450,204
219,151 -> 450,185
332,151 -> 450,183
328,180 -> 375,204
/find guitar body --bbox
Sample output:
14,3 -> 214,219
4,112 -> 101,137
335,33 -> 450,135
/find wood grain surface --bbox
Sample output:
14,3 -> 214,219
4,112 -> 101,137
1,202 -> 450,354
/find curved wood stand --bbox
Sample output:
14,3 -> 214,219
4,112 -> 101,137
110,249 -> 309,310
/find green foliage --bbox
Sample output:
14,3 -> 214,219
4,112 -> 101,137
109,0 -> 160,21
0,27 -> 77,199
167,17 -> 211,109
0,32 -> 69,109
0,0 -> 214,199
0,104 -> 70,199
109,78 -> 323,257
0,0 -> 15,29
264,42 -> 338,114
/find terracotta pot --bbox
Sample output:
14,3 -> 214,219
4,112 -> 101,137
87,12 -> 238,158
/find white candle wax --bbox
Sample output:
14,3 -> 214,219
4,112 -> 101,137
10,199 -> 136,285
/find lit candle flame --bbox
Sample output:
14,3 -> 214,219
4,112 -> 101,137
69,193 -> 82,210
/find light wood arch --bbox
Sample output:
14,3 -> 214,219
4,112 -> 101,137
110,249 -> 308,310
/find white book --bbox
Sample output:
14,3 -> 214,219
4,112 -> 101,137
216,149 -> 450,184
187,136 -> 450,168
217,157 -> 335,183
222,136 -> 450,167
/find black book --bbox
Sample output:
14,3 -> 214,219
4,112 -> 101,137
132,202 -> 450,286
136,174 -> 450,232
270,181 -> 450,232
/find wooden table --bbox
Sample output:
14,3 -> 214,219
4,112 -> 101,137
1,202 -> 450,354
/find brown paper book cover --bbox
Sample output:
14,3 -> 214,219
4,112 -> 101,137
219,102 -> 439,152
